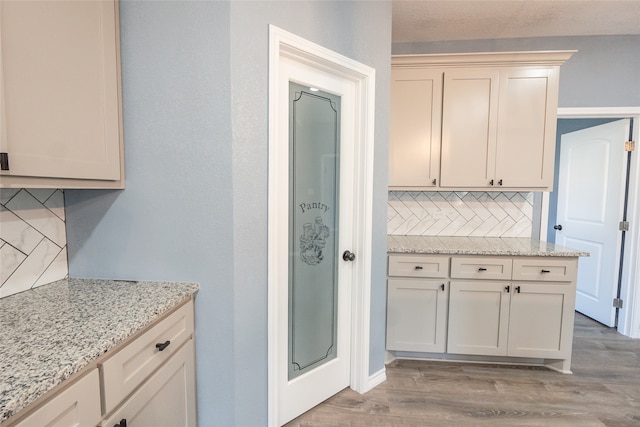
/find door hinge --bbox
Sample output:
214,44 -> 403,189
619,221 -> 630,231
0,153 -> 9,171
613,298 -> 623,309
625,140 -> 635,152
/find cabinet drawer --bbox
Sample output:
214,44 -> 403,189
450,257 -> 512,280
15,369 -> 101,427
101,300 -> 194,415
388,255 -> 449,278
512,258 -> 577,282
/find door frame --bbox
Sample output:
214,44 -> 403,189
540,107 -> 640,338
267,25 -> 377,426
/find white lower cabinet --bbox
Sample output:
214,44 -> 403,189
447,281 -> 510,356
100,340 -> 196,427
387,278 -> 448,353
387,254 -> 578,372
14,370 -> 101,427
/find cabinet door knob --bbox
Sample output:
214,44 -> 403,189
155,340 -> 171,351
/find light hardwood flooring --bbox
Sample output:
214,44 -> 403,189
286,314 -> 640,426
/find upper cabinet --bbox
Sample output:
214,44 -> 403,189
0,0 -> 124,189
390,51 -> 574,192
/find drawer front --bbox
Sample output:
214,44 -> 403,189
450,257 -> 512,280
512,258 -> 578,282
388,255 -> 449,278
15,369 -> 101,427
101,300 -> 194,415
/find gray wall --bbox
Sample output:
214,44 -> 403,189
65,1 -> 391,426
393,35 -> 640,108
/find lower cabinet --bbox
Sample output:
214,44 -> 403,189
386,278 -> 448,353
387,254 -> 578,372
13,370 -> 101,427
447,281 -> 575,359
6,299 -> 196,427
100,341 -> 196,427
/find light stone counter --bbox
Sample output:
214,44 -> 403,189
0,278 -> 199,423
388,235 -> 589,257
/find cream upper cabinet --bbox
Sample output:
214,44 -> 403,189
390,51 -> 574,191
389,68 -> 442,188
440,68 -> 500,188
0,0 -> 124,189
494,67 -> 559,188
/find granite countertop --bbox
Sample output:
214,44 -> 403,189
388,235 -> 589,257
0,278 -> 199,423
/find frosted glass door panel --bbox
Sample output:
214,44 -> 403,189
288,83 -> 341,380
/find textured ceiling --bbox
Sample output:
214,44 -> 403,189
393,0 -> 640,43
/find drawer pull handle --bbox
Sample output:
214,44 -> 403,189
515,286 -> 521,294
505,285 -> 510,292
155,340 -> 171,351
414,266 -> 423,270
440,284 -> 445,291
541,269 -> 551,273
478,267 -> 487,272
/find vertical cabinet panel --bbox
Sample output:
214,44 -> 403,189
14,370 -> 101,427
508,283 -> 575,358
387,278 -> 448,353
389,69 -> 442,188
495,68 -> 559,188
447,281 -> 510,356
0,0 -> 122,184
440,69 -> 500,188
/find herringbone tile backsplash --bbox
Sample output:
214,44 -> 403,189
0,189 -> 68,298
388,191 -> 533,238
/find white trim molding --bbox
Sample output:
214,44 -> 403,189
393,50 -> 576,68
549,107 -> 640,338
267,25 -> 377,426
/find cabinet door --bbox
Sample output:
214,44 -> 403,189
389,68 -> 442,188
15,370 -> 101,427
0,0 -> 121,181
495,68 -> 559,189
447,281 -> 510,356
508,282 -> 575,359
387,278 -> 448,352
100,340 -> 197,427
440,68 -> 500,188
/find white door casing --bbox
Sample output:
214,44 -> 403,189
556,119 -> 630,327
267,26 -> 378,426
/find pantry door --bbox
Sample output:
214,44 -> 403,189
555,119 -> 630,326
268,26 -> 376,427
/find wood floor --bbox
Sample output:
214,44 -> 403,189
286,314 -> 640,426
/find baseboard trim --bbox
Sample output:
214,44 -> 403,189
361,367 -> 386,393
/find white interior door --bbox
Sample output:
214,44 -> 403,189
555,119 -> 630,326
276,57 -> 356,426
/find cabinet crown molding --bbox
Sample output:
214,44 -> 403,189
392,50 -> 576,68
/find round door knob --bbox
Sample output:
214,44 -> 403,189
342,250 -> 356,262
554,224 -> 563,230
